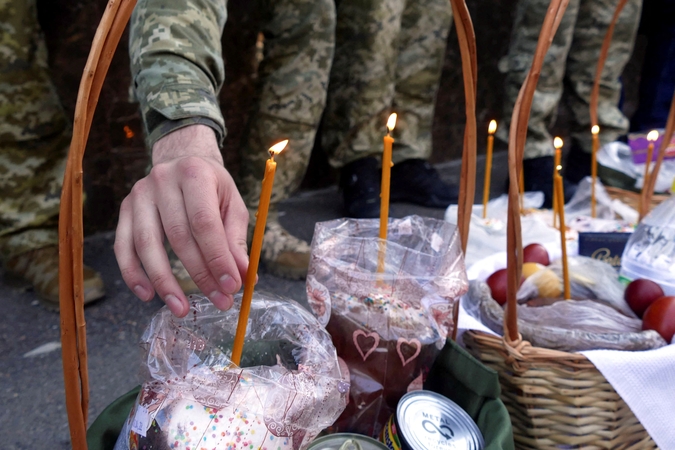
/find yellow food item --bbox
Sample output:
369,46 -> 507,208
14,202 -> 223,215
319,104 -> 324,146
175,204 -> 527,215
531,268 -> 562,298
522,262 -> 545,279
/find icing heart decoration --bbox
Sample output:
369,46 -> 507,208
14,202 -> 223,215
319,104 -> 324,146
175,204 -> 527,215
353,330 -> 380,361
397,338 -> 421,366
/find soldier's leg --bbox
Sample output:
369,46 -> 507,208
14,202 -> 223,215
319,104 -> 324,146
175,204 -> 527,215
391,0 -> 452,163
0,0 -> 104,305
389,0 -> 458,208
498,0 -> 580,159
237,0 -> 335,279
498,0 -> 580,207
564,0 -> 642,182
322,0 -> 404,169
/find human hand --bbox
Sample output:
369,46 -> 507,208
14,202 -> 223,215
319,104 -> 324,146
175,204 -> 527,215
114,124 -> 249,317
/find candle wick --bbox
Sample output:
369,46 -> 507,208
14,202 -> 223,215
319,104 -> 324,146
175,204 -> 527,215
269,150 -> 276,160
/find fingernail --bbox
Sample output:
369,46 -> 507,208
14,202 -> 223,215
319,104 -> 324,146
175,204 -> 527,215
210,291 -> 234,310
220,274 -> 238,294
164,294 -> 184,316
134,285 -> 151,301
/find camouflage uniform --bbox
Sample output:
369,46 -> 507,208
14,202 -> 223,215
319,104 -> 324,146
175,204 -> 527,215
0,0 -> 69,262
131,0 -> 335,278
497,0 -> 642,158
131,0 -> 335,210
322,0 -> 453,168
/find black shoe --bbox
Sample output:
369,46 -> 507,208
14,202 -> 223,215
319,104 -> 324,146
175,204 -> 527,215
340,157 -> 381,218
523,156 -> 576,209
564,141 -> 592,185
390,159 -> 458,208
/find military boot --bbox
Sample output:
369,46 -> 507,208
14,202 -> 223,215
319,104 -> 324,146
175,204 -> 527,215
6,245 -> 105,310
249,208 -> 311,280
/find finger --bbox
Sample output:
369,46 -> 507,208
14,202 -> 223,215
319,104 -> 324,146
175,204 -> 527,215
223,191 -> 250,282
130,182 -> 189,317
114,197 -> 155,302
155,171 -> 234,311
179,163 -> 243,301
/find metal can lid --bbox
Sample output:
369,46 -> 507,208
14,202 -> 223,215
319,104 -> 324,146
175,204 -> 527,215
395,390 -> 484,450
308,433 -> 390,450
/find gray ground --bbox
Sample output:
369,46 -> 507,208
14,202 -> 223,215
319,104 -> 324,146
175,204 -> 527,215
0,153 -> 507,449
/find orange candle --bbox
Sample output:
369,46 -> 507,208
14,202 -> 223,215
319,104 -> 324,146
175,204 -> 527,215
640,130 -> 659,217
378,114 -> 397,274
591,125 -> 599,218
231,139 -> 288,366
552,137 -> 563,227
554,170 -> 571,300
482,120 -> 497,218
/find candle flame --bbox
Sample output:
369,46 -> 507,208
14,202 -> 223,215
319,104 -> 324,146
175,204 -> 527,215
554,137 -> 564,149
647,130 -> 659,142
488,120 -> 497,134
556,164 -> 562,171
591,125 -> 599,135
269,140 -> 288,156
387,113 -> 397,132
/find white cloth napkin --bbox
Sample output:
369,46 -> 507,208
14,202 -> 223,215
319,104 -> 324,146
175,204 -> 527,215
580,346 -> 675,449
461,248 -> 675,448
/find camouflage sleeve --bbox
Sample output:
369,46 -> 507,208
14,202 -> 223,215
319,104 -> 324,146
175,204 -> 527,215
129,0 -> 228,150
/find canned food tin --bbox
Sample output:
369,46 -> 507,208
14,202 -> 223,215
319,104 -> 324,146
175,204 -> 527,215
308,433 -> 389,450
381,390 -> 484,450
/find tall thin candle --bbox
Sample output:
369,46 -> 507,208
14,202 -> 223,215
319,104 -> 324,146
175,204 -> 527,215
378,113 -> 397,274
639,130 -> 659,219
552,137 -> 563,227
231,140 -> 288,366
554,167 -> 571,300
482,120 -> 497,218
591,125 -> 599,218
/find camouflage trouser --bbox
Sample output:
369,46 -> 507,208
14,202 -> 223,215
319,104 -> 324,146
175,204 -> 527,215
322,0 -> 453,168
237,0 -> 336,208
498,0 -> 642,158
239,0 -> 453,208
0,0 -> 69,262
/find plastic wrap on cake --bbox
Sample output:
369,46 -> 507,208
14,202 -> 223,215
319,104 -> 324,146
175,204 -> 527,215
306,215 -> 469,438
114,293 -> 348,450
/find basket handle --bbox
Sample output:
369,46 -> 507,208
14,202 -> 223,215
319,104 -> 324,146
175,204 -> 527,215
450,0 -> 478,256
641,92 -> 675,220
58,1 -> 137,448
504,0 -> 570,343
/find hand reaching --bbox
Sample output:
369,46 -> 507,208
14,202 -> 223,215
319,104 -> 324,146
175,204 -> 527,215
114,124 -> 249,317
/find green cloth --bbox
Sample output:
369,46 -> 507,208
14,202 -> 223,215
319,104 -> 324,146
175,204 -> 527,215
88,339 -> 514,450
87,386 -> 140,450
424,338 -> 515,450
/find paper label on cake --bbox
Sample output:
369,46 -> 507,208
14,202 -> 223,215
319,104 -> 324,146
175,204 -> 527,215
398,217 -> 413,235
131,404 -> 151,437
431,232 -> 444,252
306,277 -> 331,325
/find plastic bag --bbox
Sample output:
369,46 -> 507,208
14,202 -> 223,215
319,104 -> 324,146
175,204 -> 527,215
306,215 -> 469,438
517,255 -> 636,317
465,281 -> 666,352
114,293 -> 348,450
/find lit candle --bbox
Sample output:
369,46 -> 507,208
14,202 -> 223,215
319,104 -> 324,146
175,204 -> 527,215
231,139 -> 288,366
482,120 -> 497,218
552,137 -> 563,227
378,114 -> 397,275
554,162 -> 571,300
639,130 -> 659,218
591,125 -> 599,218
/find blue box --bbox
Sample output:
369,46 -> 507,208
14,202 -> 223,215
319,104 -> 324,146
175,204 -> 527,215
577,232 -> 632,271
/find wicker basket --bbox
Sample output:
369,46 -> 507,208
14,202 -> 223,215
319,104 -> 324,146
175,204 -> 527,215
462,331 -> 657,449
605,186 -> 668,215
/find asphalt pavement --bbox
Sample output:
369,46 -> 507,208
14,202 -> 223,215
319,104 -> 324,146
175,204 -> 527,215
0,153 -> 507,449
